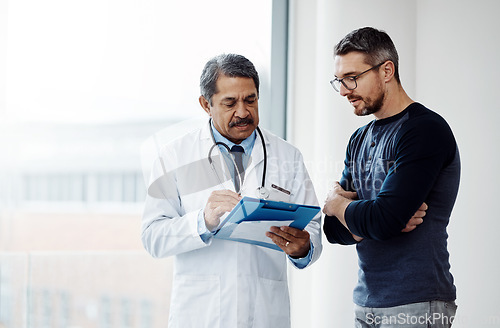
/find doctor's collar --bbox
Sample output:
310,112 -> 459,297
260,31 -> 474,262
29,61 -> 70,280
209,119 -> 256,154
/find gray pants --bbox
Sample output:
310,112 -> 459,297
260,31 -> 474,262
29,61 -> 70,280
354,301 -> 457,328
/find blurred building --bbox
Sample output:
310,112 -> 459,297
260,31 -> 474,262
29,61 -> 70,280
0,1 -> 276,326
0,120 -> 178,328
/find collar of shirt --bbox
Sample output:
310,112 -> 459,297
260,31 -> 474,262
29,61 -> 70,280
210,120 -> 256,155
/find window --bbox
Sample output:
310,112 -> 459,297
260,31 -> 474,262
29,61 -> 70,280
0,1 -> 287,327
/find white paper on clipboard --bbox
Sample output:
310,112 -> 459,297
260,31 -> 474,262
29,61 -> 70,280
213,196 -> 320,251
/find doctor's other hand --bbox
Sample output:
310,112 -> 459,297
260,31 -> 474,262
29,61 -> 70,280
266,226 -> 310,258
401,202 -> 428,233
204,190 -> 241,231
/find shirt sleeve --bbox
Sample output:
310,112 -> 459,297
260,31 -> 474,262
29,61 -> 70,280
288,241 -> 314,268
197,209 -> 214,243
345,115 -> 457,241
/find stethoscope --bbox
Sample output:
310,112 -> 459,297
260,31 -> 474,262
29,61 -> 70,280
207,119 -> 270,199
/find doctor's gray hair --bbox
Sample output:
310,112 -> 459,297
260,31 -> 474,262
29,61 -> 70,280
200,54 -> 260,105
334,27 -> 401,84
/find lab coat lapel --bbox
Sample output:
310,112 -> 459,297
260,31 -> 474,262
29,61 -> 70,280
200,121 -> 236,192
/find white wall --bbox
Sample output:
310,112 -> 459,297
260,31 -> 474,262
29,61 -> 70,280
288,0 -> 500,327
415,1 -> 500,327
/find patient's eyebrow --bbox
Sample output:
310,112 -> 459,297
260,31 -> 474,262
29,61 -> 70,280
336,70 -> 358,78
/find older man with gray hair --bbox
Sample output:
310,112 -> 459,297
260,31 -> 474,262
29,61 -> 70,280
142,53 -> 322,328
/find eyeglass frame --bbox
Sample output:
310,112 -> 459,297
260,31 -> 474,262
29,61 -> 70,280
329,62 -> 385,92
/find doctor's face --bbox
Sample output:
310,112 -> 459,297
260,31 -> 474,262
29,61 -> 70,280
200,75 -> 259,144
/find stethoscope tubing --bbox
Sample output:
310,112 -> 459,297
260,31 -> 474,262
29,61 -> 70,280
208,140 -> 243,189
207,119 -> 267,196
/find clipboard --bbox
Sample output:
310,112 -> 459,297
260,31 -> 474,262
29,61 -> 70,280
213,196 -> 320,251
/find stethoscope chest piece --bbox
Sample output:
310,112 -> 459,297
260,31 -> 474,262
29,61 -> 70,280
257,186 -> 270,199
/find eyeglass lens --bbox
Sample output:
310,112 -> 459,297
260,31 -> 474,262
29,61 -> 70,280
331,77 -> 356,92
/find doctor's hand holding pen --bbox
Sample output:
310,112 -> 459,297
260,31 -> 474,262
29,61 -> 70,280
266,226 -> 311,258
203,190 -> 242,231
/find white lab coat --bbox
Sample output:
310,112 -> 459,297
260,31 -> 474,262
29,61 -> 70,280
142,121 -> 322,328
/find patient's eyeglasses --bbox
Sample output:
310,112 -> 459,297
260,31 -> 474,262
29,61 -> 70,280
330,62 -> 385,92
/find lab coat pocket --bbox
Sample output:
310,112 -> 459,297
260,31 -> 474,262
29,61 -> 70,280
253,277 -> 290,328
268,183 -> 291,202
169,275 -> 220,328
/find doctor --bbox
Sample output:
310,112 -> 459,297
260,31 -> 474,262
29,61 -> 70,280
141,53 -> 322,328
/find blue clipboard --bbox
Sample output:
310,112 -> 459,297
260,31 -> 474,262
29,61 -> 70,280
213,196 -> 320,251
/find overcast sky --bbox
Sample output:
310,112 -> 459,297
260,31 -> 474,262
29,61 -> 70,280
3,0 -> 271,124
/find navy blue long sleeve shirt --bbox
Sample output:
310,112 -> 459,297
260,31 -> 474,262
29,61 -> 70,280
324,103 -> 460,307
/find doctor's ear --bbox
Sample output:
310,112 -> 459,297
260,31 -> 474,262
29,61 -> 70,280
199,96 -> 211,116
